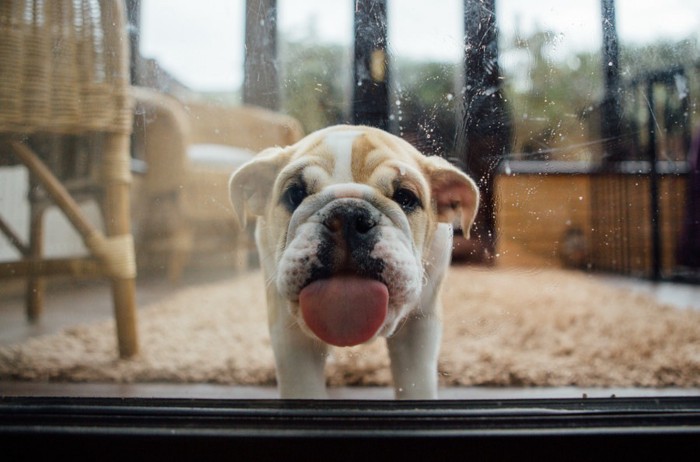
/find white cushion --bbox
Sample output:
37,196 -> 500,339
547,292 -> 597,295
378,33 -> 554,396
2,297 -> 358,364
187,144 -> 254,170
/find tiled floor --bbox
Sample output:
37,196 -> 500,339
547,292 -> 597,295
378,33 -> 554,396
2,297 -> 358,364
600,274 -> 700,310
0,271 -> 216,347
2,266 -> 699,400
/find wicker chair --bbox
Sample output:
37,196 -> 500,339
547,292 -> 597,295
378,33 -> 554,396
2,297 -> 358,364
0,0 -> 138,358
131,87 -> 304,281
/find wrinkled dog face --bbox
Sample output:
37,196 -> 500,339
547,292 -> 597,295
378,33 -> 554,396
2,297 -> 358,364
229,125 -> 478,346
274,131 -> 431,339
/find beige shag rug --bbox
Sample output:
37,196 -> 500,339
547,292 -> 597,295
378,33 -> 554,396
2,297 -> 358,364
1,266 -> 700,388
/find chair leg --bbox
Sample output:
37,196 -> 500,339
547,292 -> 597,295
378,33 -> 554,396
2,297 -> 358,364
10,138 -> 139,358
26,203 -> 45,323
110,278 -> 138,357
101,134 -> 139,358
167,226 -> 193,284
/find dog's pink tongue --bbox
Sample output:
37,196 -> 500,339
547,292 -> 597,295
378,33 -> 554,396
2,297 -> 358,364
300,276 -> 388,347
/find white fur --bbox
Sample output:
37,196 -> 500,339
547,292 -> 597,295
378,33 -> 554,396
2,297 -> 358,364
230,126 -> 477,400
269,190 -> 448,399
277,195 -> 420,326
324,130 -> 361,182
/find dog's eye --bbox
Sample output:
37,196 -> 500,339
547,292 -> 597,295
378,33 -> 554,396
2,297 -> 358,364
282,183 -> 307,212
392,188 -> 421,212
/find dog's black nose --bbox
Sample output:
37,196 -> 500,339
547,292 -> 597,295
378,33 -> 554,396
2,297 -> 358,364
318,204 -> 384,279
323,207 -> 377,235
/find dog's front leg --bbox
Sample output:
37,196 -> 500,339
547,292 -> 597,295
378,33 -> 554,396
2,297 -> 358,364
386,224 -> 451,400
269,297 -> 329,399
386,310 -> 442,399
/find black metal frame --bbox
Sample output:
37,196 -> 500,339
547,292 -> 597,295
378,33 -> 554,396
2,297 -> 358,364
591,67 -> 693,282
2,396 -> 700,460
638,69 -> 692,280
244,0 -> 279,110
456,0 -> 512,262
352,0 -> 390,130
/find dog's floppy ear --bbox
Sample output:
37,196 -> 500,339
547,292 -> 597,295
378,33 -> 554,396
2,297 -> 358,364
422,156 -> 480,238
228,147 -> 292,228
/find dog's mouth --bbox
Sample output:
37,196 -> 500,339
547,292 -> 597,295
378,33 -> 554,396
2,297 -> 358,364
296,237 -> 390,347
299,274 -> 389,347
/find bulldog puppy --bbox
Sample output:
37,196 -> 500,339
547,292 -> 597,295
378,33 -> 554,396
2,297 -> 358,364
229,125 -> 479,399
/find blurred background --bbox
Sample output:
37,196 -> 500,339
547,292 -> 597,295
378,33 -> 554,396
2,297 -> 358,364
1,0 -> 699,309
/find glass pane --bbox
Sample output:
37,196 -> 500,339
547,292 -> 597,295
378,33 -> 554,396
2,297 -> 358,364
278,0 -> 353,131
1,0 -> 699,402
140,0 -> 245,96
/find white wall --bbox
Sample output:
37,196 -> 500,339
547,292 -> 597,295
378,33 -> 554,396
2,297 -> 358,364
0,167 -> 102,261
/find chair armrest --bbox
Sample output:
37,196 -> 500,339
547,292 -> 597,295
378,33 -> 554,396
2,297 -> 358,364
184,100 -> 304,151
131,86 -> 191,195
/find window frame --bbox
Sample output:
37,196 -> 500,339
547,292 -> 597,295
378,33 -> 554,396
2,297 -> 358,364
2,396 -> 700,458
3,2 -> 699,458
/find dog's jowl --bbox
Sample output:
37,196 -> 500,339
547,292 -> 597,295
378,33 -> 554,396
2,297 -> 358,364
229,125 -> 479,399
